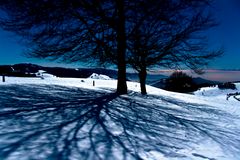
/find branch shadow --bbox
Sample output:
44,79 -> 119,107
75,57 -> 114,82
0,84 -> 239,160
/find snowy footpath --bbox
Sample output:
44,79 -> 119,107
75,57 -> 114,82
0,76 -> 239,160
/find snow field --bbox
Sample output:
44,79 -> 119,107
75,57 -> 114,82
0,75 -> 240,160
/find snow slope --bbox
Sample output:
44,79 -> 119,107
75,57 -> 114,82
194,83 -> 240,97
0,76 -> 239,160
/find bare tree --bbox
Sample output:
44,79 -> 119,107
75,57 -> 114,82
0,1 -> 222,95
0,0 -> 128,94
126,0 -> 223,94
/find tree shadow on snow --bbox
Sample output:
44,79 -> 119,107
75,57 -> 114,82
0,84 -> 239,160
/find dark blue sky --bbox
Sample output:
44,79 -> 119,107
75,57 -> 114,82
0,1 -> 240,69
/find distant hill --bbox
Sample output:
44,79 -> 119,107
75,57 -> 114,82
42,67 -> 118,79
0,63 -> 166,83
0,63 -> 118,78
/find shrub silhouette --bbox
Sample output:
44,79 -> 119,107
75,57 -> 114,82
165,71 -> 197,93
218,82 -> 236,90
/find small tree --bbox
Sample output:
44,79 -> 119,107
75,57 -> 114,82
126,0 -> 222,94
165,71 -> 197,93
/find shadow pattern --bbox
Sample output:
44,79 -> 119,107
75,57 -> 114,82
0,84 -> 240,160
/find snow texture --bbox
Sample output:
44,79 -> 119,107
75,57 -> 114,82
0,76 -> 239,160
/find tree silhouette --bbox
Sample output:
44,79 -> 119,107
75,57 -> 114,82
126,0 -> 222,94
165,71 -> 197,93
0,0 -> 128,94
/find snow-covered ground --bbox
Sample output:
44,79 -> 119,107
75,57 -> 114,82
0,76 -> 239,160
194,83 -> 240,98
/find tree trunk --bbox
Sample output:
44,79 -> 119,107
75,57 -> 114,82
139,68 -> 147,95
116,0 -> 127,95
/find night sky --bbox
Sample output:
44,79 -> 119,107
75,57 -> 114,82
0,1 -> 240,69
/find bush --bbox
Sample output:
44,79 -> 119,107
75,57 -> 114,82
164,71 -> 197,93
218,82 -> 236,90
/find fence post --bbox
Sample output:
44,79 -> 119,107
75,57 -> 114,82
2,75 -> 5,82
